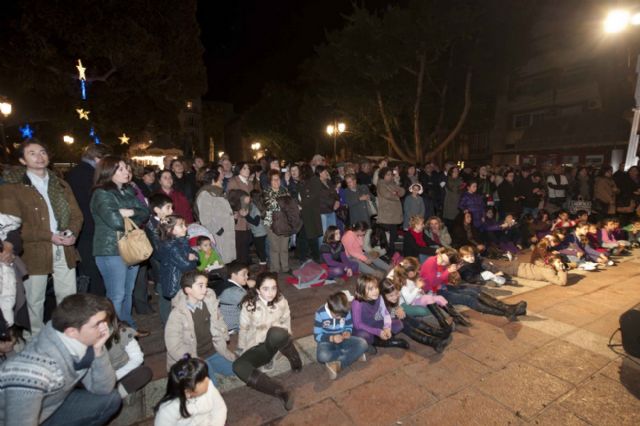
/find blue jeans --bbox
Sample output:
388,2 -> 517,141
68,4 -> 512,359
41,389 -> 121,426
96,255 -> 139,329
438,285 -> 482,310
318,212 -> 337,246
317,336 -> 368,368
205,352 -> 236,386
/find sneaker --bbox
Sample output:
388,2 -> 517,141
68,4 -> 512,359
359,353 -> 367,362
505,252 -> 513,262
492,276 -> 506,286
325,361 -> 341,380
607,260 -> 615,266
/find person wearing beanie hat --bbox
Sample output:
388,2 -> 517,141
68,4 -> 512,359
403,183 -> 426,231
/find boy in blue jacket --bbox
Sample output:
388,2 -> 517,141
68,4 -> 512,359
314,291 -> 368,380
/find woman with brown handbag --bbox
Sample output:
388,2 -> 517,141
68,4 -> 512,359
90,156 -> 150,336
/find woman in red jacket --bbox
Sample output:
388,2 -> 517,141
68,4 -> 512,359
156,170 -> 194,224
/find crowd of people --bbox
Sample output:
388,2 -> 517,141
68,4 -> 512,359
0,138 -> 639,425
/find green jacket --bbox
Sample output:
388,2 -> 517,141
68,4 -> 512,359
90,185 -> 149,256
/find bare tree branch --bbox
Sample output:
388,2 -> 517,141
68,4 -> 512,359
426,68 -> 472,160
376,89 -> 411,161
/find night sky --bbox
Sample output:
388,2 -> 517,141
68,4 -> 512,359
197,0 -> 404,111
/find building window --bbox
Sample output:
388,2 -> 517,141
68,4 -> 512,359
513,114 -> 531,129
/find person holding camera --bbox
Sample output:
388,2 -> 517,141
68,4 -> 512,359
0,140 -> 83,339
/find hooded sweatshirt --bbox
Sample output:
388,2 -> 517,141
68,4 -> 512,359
313,303 -> 353,343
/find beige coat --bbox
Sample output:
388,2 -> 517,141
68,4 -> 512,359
594,176 -> 618,213
376,180 -> 405,225
238,297 -> 291,353
502,261 -> 567,286
164,289 -> 236,371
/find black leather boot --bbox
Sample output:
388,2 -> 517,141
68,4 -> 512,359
404,327 -> 452,353
427,304 -> 455,332
373,336 -> 410,349
405,316 -> 451,339
474,299 -> 512,318
478,292 -> 526,321
279,339 -> 302,372
246,370 -> 294,410
443,304 -> 473,327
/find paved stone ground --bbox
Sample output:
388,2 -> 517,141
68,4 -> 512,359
122,252 -> 640,426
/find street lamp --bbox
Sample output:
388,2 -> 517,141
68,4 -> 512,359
218,150 -> 225,159
250,142 -> 261,160
0,99 -> 12,163
604,9 -> 640,169
326,121 -> 346,161
63,135 -> 74,145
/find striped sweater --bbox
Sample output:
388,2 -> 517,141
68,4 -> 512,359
314,304 -> 353,343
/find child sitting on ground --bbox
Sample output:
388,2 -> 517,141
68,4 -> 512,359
380,279 -> 452,353
351,274 -> 410,354
215,262 -> 255,333
105,304 -> 153,399
164,270 -> 236,387
234,272 -> 301,410
313,291 -> 368,380
154,355 -> 227,426
599,218 -> 631,255
551,209 -> 577,231
195,236 -> 224,273
388,257 -> 461,329
623,219 -> 640,246
457,245 -> 514,286
402,216 -> 437,262
320,226 -> 358,281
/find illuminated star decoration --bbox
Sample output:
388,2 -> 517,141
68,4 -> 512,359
90,127 -> 101,144
19,124 -> 34,139
76,108 -> 90,120
118,133 -> 130,145
76,59 -> 86,81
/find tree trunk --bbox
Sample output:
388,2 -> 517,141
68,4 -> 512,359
413,53 -> 426,161
376,90 -> 412,162
426,68 -> 472,161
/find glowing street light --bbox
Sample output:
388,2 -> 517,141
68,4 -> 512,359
0,102 -> 12,117
326,121 -> 346,161
251,142 -> 261,151
0,99 -> 11,162
63,135 -> 74,145
218,150 -> 225,158
604,10 -> 631,33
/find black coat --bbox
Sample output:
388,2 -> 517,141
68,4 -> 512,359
65,160 -> 96,237
497,181 -> 522,216
402,231 -> 437,258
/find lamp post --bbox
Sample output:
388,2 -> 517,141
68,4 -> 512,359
63,135 -> 74,145
0,100 -> 12,163
326,121 -> 346,161
604,9 -> 640,169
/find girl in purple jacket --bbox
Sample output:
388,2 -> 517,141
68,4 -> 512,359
351,274 -> 409,354
319,226 -> 358,280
